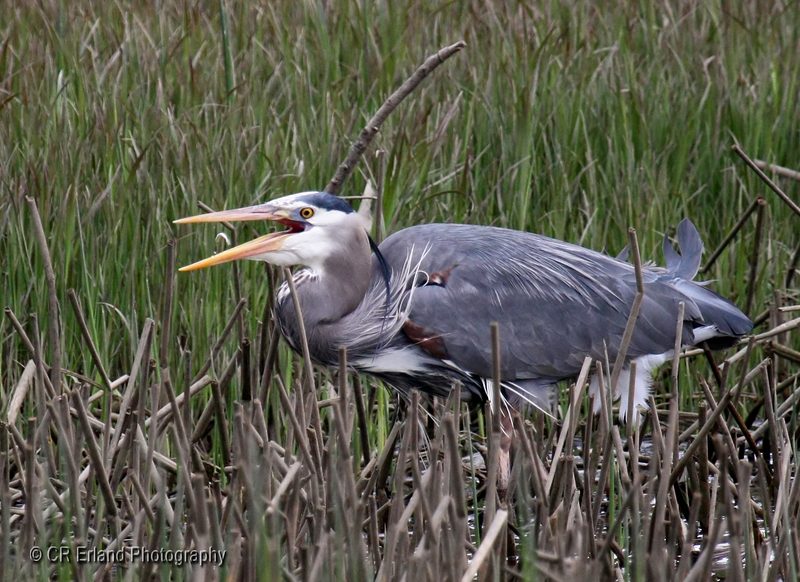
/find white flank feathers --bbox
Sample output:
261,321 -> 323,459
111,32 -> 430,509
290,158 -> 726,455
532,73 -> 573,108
588,352 -> 671,422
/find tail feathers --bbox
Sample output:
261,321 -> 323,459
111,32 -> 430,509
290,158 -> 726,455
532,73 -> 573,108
662,219 -> 752,345
673,279 -> 754,343
662,233 -> 681,272
664,218 -> 703,280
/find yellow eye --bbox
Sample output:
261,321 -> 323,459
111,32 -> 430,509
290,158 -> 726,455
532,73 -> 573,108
299,207 -> 314,219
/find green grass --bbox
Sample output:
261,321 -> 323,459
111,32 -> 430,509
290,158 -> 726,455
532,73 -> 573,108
1,1 -> 799,579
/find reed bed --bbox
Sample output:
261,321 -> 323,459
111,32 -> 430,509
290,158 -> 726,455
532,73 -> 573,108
2,1 -> 800,580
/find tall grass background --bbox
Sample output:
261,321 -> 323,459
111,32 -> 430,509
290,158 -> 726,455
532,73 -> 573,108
1,1 -> 798,580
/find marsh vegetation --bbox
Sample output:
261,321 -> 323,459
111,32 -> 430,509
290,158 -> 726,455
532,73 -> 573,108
1,1 -> 799,580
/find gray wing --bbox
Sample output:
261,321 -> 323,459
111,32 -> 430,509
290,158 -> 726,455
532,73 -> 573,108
377,222 -> 750,382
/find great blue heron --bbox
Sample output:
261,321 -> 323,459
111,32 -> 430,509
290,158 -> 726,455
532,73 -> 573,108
176,191 -> 753,422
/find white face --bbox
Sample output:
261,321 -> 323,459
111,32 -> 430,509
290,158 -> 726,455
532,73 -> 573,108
175,191 -> 370,273
255,192 -> 370,270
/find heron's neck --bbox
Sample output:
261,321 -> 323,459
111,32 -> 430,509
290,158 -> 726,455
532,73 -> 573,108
307,238 -> 372,321
277,229 -> 372,354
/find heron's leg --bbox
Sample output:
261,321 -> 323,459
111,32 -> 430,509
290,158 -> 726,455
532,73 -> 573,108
497,408 -> 515,506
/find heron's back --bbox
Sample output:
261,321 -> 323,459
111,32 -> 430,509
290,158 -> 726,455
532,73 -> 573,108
374,222 -> 751,413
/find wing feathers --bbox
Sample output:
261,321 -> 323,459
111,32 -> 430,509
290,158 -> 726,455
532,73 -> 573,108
377,221 -> 750,383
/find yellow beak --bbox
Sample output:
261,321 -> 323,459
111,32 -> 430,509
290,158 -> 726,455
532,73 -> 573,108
175,205 -> 291,272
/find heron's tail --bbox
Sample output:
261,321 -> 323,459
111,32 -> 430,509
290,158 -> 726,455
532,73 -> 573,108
663,218 -> 703,280
674,279 -> 753,347
663,219 -> 753,347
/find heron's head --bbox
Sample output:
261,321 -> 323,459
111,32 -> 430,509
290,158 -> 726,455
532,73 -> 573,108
176,191 -> 369,272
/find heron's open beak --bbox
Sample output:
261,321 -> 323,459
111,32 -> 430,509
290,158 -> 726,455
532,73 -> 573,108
174,205 -> 293,272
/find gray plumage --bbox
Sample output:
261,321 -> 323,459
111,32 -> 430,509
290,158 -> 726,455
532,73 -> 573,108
271,195 -> 752,415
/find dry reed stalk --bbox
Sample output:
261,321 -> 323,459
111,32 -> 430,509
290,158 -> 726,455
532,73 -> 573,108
4,307 -> 35,354
754,159 -> 800,182
257,323 -> 281,404
669,377 -> 742,488
70,390 -> 117,517
0,427 -> 9,573
325,41 -> 466,195
546,357 -> 592,500
786,241 -> 800,290
750,380 -> 800,442
461,508 -> 508,582
159,239 -> 177,365
377,422 -> 415,581
67,290 -> 113,389
701,197 -> 763,274
6,360 -> 35,426
281,267 -> 324,473
769,342 -> 800,364
109,319 -> 154,455
239,338 -> 251,401
191,297 -> 247,382
745,197 -> 767,315
484,321 -> 503,533
359,421 -> 402,504
609,228 -> 645,407
352,375 -> 371,467
649,394 -> 679,553
210,379 -> 232,465
443,413 -> 468,573
25,196 -> 61,392
191,353 -> 238,443
733,144 -> 800,217
274,375 -> 316,475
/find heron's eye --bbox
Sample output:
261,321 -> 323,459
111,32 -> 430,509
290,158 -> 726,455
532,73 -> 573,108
299,207 -> 315,219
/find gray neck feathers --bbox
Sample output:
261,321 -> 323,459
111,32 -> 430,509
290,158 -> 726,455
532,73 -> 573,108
276,228 -> 372,362
305,229 -> 372,323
